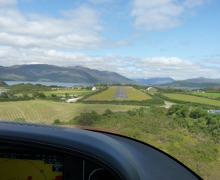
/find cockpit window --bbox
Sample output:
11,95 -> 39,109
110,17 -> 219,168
0,0 -> 219,179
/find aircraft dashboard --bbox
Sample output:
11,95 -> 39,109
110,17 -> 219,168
0,121 -> 201,180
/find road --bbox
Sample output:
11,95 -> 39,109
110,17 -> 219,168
162,101 -> 174,109
113,86 -> 128,99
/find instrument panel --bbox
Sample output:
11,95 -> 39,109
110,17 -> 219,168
0,146 -> 116,180
0,150 -> 63,180
0,145 -> 116,180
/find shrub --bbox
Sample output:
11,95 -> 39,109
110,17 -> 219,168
167,104 -> 189,118
32,92 -> 46,98
189,108 -> 208,119
189,141 -> 218,162
127,110 -> 136,116
76,111 -> 100,126
0,92 -> 9,98
103,109 -> 113,116
14,118 -> 26,122
53,119 -> 62,125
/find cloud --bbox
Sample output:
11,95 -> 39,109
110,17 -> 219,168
89,0 -> 116,4
0,0 -> 217,80
131,0 -> 210,30
183,0 -> 210,9
136,56 -> 213,79
0,0 -> 17,7
0,3 -> 103,49
198,54 -> 220,69
0,47 -> 218,79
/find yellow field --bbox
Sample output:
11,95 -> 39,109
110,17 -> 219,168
85,86 -> 152,101
85,86 -> 117,101
0,100 -> 143,124
124,86 -> 152,100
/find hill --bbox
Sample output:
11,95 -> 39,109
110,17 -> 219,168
186,77 -> 220,83
0,80 -> 7,87
160,77 -> 220,88
0,64 -> 135,84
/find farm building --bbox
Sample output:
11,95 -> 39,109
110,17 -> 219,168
147,87 -> 156,91
92,87 -> 96,91
207,110 -> 220,114
66,98 -> 78,103
147,87 -> 157,93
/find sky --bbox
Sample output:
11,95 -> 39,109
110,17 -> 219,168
0,0 -> 220,80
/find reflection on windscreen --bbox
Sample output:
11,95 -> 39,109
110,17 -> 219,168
0,153 -> 63,180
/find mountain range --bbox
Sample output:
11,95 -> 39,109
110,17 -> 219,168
159,77 -> 220,88
184,77 -> 220,84
0,64 -> 135,84
0,64 -> 220,87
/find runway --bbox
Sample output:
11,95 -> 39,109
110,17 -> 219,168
113,86 -> 128,99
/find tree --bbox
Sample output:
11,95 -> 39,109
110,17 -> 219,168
22,93 -> 29,98
103,109 -> 113,116
0,92 -> 9,98
65,93 -> 70,99
32,92 -> 46,98
167,104 -> 189,118
76,111 -> 99,126
189,108 -> 207,119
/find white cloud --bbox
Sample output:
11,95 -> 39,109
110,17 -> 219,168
141,57 -> 192,65
183,0 -> 210,9
137,56 -> 218,79
131,0 -> 210,30
89,0 -> 116,4
0,47 -> 218,79
0,3 -> 103,49
0,0 -> 17,7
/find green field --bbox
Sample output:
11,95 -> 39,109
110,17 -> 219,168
71,107 -> 220,180
85,86 -> 117,101
192,92 -> 220,99
0,100 -> 143,124
85,86 -> 152,101
43,89 -> 92,96
125,86 -> 152,100
164,94 -> 220,107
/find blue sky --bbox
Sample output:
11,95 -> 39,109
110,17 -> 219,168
0,0 -> 219,79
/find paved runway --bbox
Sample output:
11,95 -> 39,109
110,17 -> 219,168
113,86 -> 128,99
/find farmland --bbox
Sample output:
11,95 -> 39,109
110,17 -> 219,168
164,93 -> 220,107
84,86 -> 152,101
43,89 -> 92,97
192,92 -> 220,99
84,86 -> 117,101
0,84 -> 220,179
0,100 -> 142,124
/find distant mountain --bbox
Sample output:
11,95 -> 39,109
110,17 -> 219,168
0,80 -> 7,86
135,77 -> 175,85
185,77 -> 220,84
160,77 -> 220,88
0,64 -> 135,84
